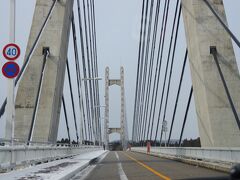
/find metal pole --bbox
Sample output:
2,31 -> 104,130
8,0 -> 16,167
10,0 -> 15,42
9,0 -> 16,144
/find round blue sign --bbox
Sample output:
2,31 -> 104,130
2,62 -> 20,78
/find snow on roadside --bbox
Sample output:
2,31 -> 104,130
0,150 -> 107,180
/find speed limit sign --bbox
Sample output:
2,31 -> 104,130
2,43 -> 20,61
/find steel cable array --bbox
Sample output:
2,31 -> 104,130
135,0 -> 150,143
74,0 -> 101,144
138,0 -> 154,144
158,2 -> 182,145
71,13 -> 88,141
132,0 -> 193,146
132,0 -> 240,147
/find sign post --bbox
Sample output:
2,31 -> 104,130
9,0 -> 16,145
4,0 -> 17,151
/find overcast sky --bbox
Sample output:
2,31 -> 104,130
0,0 -> 239,142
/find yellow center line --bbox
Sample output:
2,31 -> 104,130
122,152 -> 171,180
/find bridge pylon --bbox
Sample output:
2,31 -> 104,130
182,0 -> 240,147
104,67 -> 128,150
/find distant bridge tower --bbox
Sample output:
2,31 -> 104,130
104,67 -> 128,150
182,0 -> 240,147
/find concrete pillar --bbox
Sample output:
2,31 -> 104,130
182,0 -> 240,147
13,0 -> 74,143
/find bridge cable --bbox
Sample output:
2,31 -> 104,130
138,0 -> 155,145
81,0 -> 101,141
66,59 -> 80,143
90,0 -> 102,143
79,0 -> 94,142
146,0 -> 176,140
159,3 -> 182,146
62,95 -> 71,144
71,12 -> 88,142
147,0 -> 169,142
86,0 -> 98,142
76,0 -> 93,142
178,86 -> 193,147
132,0 -> 146,143
27,47 -> 49,144
153,0 -> 175,144
135,0 -> 150,143
141,0 -> 162,144
137,0 -> 155,144
88,0 -> 101,143
210,47 -> 240,130
151,0 -> 171,144
0,0 -> 58,119
203,0 -> 240,48
93,0 -> 103,141
139,0 -> 170,144
82,0 -> 97,143
167,49 -> 188,146
135,0 -> 149,143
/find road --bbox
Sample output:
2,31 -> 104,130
71,151 -> 229,180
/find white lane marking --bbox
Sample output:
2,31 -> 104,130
115,152 -> 128,180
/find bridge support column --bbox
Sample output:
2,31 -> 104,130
104,67 -> 127,150
182,0 -> 240,147
11,0 -> 74,143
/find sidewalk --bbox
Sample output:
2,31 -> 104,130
0,150 -> 108,180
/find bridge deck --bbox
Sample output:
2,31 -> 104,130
75,151 -> 228,180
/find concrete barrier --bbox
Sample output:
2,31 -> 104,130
132,147 -> 240,163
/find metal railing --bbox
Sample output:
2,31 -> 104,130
0,144 -> 102,170
132,147 -> 240,164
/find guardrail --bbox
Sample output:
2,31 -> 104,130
0,145 -> 102,170
132,147 -> 240,164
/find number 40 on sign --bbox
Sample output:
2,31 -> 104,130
3,43 -> 20,61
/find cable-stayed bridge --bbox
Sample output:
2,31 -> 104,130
0,0 -> 239,179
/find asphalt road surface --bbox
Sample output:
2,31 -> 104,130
72,151 -> 229,180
